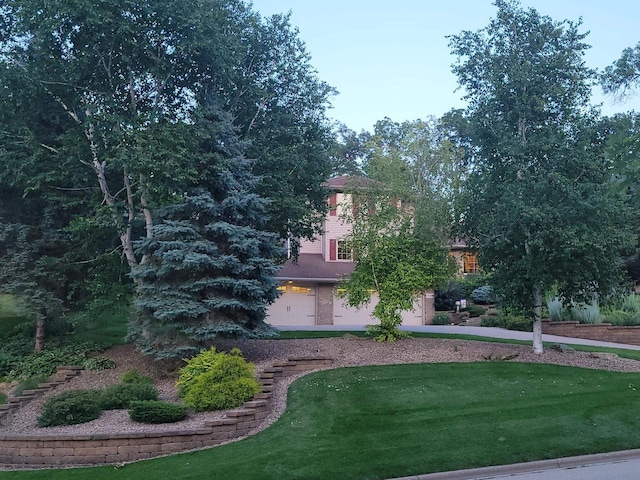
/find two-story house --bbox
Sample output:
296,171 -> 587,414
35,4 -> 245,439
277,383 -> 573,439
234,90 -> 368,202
266,175 -> 436,327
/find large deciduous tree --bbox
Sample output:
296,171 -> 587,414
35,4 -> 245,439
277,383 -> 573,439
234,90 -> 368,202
0,0 -> 333,354
449,0 -> 635,353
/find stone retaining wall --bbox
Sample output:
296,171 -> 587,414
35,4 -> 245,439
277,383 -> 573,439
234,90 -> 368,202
0,356 -> 333,467
542,320 -> 640,346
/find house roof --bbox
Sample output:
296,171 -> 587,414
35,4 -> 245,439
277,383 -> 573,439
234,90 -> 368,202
325,175 -> 380,191
276,254 -> 355,283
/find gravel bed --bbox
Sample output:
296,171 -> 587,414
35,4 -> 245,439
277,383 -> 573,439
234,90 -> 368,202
2,336 -> 640,440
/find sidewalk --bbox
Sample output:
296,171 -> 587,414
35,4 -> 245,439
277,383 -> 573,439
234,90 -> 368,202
277,324 -> 640,479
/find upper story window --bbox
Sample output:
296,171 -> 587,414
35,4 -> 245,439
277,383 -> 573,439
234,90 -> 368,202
337,240 -> 352,260
329,193 -> 338,216
463,252 -> 479,274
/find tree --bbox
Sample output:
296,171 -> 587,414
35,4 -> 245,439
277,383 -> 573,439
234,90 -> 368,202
340,187 -> 454,341
449,0 -> 636,353
0,0 -> 334,352
129,106 -> 283,358
602,42 -> 640,99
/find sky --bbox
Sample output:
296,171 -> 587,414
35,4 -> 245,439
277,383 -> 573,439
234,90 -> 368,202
250,0 -> 640,133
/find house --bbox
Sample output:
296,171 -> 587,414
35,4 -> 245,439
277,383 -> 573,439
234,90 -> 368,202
265,175 -> 436,327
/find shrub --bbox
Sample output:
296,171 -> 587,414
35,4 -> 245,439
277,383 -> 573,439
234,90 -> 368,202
470,285 -> 500,305
432,312 -> 452,325
128,400 -> 188,424
100,382 -> 158,410
83,357 -> 116,371
183,375 -> 261,411
604,309 -> 634,326
480,310 -> 532,331
463,304 -> 486,317
0,392 -> 6,404
570,303 -> 600,324
120,369 -> 154,385
546,297 -> 566,321
177,347 -> 260,411
38,390 -> 103,427
434,282 -> 464,311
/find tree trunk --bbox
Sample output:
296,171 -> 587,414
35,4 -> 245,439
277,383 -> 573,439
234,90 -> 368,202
532,286 -> 544,354
35,311 -> 46,353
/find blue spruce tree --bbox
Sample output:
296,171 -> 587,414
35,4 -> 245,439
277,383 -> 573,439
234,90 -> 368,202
130,107 -> 283,358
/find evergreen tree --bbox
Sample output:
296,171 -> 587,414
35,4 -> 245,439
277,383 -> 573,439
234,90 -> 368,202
129,107 -> 282,358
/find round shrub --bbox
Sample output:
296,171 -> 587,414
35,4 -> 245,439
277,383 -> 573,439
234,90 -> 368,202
183,375 -> 261,411
100,382 -> 158,410
128,400 -> 188,424
470,285 -> 500,305
434,282 -> 464,311
432,312 -> 452,325
177,347 -> 260,411
120,369 -> 154,385
38,389 -> 103,427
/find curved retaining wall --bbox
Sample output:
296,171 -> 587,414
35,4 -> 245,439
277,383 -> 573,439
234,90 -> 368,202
0,356 -> 333,467
542,320 -> 640,346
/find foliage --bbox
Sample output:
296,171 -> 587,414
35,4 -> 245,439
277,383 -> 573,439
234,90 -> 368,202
570,303 -> 601,324
100,383 -> 158,410
128,400 -> 188,424
470,286 -> 499,305
434,282 -> 465,311
463,304 -> 486,317
129,114 -> 283,357
37,390 -> 103,427
481,310 -> 532,332
602,293 -> 640,326
449,0 -> 636,352
340,183 -> 455,341
183,375 -> 261,412
0,392 -> 6,404
177,347 -> 260,411
545,297 -> 567,321
11,376 -> 48,397
601,42 -> 640,98
6,343 -> 111,380
432,312 -> 452,325
120,370 -> 154,385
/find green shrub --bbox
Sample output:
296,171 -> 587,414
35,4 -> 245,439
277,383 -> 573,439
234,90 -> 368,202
83,357 -> 116,371
120,369 -> 154,385
177,347 -> 260,411
177,347 -> 249,396
432,312 -> 452,325
100,382 -> 158,410
0,392 -> 7,404
434,282 -> 464,311
480,310 -> 532,331
570,303 -> 600,324
12,376 -> 48,397
546,297 -> 566,321
128,400 -> 188,424
470,285 -> 500,305
463,304 -> 486,317
7,342 -> 110,380
183,375 -> 261,411
38,389 -> 103,427
604,309 -> 634,326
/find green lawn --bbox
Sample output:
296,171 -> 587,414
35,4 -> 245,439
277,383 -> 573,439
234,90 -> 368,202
4,362 -> 640,480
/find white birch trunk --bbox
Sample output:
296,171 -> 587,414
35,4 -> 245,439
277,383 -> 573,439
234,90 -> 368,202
532,286 -> 544,354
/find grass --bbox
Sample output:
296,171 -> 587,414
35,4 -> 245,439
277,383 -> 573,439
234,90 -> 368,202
3,362 -> 640,480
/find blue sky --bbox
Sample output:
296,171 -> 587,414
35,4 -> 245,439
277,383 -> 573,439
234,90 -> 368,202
251,0 -> 640,132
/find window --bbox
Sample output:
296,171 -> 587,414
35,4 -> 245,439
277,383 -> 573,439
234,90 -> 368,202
291,286 -> 312,294
329,193 -> 337,216
337,240 -> 352,260
463,252 -> 479,274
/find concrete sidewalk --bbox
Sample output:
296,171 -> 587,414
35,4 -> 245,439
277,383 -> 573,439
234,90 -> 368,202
278,323 -> 640,351
390,449 -> 640,479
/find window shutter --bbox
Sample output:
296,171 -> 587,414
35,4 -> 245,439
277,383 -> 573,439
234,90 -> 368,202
329,193 -> 337,216
329,239 -> 337,261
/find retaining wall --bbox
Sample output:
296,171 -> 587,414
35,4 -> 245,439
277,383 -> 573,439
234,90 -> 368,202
0,356 -> 333,467
542,320 -> 640,346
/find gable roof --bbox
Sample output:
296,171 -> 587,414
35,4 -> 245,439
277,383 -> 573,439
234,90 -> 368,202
325,175 -> 380,191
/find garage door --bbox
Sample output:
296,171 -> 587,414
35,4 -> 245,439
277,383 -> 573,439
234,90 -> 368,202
266,284 -> 316,326
334,291 -> 424,326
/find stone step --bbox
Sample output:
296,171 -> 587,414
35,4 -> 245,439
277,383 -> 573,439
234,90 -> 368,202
21,389 -> 48,396
7,396 -> 32,404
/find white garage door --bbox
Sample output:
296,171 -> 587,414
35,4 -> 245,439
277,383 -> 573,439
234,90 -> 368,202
333,292 -> 424,326
266,284 -> 316,326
